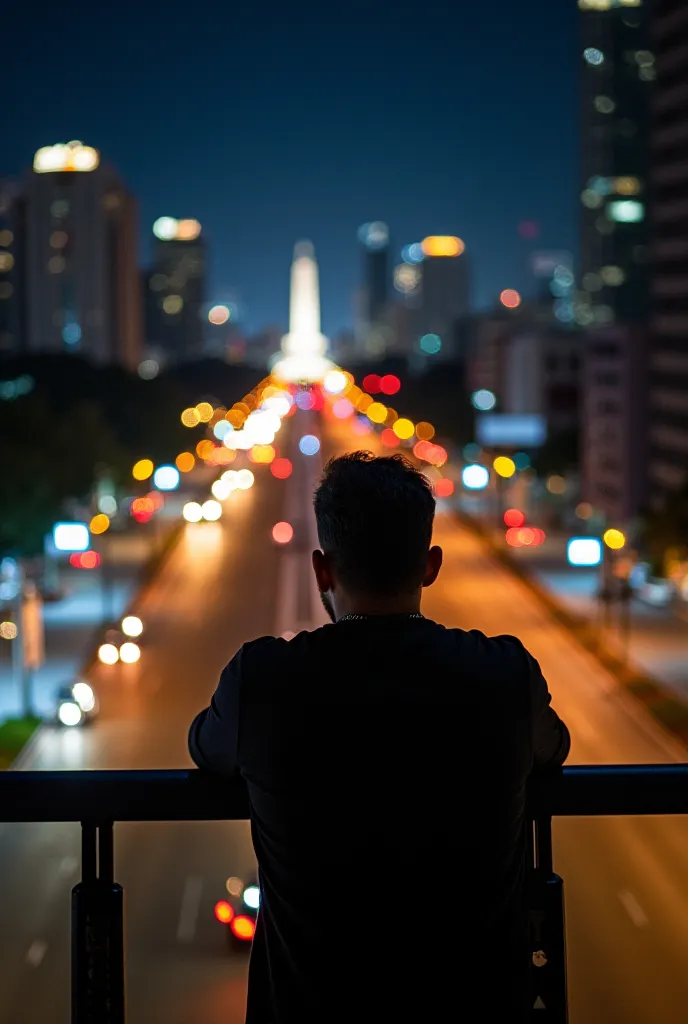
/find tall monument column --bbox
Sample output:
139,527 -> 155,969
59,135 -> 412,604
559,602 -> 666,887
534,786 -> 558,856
273,241 -> 333,383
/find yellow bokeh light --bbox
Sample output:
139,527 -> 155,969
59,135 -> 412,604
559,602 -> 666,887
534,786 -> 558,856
416,421 -> 435,441
0,621 -> 18,640
226,408 -> 245,428
393,418 -> 415,440
176,451 -> 195,473
89,513 -> 110,535
196,402 -> 214,423
357,394 -> 373,413
493,456 -> 516,479
132,459 -> 154,482
176,218 -> 201,241
233,402 -> 251,418
367,402 -> 388,424
384,407 -> 398,427
603,528 -> 626,551
196,439 -> 216,460
421,236 -> 465,258
181,407 -> 201,428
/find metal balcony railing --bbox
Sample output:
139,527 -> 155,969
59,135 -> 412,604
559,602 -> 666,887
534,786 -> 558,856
2,764 -> 688,1023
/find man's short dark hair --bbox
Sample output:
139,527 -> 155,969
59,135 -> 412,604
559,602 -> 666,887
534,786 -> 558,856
313,451 -> 435,595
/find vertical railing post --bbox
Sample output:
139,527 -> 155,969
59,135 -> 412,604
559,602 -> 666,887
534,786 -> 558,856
529,814 -> 568,1021
72,822 -> 125,1024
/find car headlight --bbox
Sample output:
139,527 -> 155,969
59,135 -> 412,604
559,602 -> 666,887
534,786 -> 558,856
72,681 -> 95,713
58,701 -> 83,727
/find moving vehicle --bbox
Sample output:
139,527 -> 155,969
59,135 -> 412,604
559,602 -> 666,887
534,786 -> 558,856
56,680 -> 98,727
214,876 -> 260,947
98,615 -> 144,665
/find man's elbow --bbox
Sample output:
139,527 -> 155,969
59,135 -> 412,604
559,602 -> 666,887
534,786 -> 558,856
188,709 -> 211,770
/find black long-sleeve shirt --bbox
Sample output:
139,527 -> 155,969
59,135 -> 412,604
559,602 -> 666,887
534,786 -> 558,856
189,615 -> 570,1024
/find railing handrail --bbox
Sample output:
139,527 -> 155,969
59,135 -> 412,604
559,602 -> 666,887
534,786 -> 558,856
2,763 -> 688,822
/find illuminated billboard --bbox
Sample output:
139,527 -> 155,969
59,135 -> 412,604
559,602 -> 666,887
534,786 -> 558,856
476,414 -> 547,448
421,236 -> 465,258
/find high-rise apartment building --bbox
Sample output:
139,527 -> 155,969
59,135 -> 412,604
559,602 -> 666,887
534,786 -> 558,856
144,216 -> 206,363
578,0 -> 653,328
417,236 -> 470,359
355,221 -> 390,358
647,0 -> 688,506
0,181 -> 27,355
25,140 -> 141,370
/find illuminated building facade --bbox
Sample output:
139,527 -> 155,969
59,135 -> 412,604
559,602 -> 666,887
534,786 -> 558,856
145,217 -> 205,362
647,0 -> 688,505
0,180 -> 27,354
417,236 -> 470,359
578,0 -> 653,328
356,222 -> 390,358
25,141 -> 141,370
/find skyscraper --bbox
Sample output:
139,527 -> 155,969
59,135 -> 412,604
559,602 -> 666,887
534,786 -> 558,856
647,0 -> 688,504
578,0 -> 653,328
0,180 -> 27,355
25,140 -> 141,370
144,217 -> 206,363
417,236 -> 470,359
356,221 -> 390,357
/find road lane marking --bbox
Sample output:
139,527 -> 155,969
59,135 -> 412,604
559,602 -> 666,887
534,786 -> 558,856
177,876 -> 203,943
25,940 -> 47,967
618,890 -> 649,928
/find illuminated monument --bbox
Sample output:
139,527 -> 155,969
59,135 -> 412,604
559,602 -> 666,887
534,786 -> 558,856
273,241 -> 333,383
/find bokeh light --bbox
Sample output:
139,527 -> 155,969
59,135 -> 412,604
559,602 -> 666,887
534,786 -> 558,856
576,502 -> 594,520
132,459 -> 154,482
298,435 -> 320,456
493,456 -> 516,478
196,402 -> 214,423
89,514 -> 110,535
434,478 -> 455,498
98,643 -> 119,665
271,458 -> 293,480
362,374 -> 381,394
201,500 -> 223,522
393,418 -> 415,440
70,551 -> 101,569
332,398 -> 354,419
421,236 -> 465,257
176,452 -> 195,473
472,389 -> 497,412
323,370 -> 347,394
546,475 -> 566,495
0,621 -> 18,640
500,289 -> 522,309
272,522 -> 294,544
122,616 -> 143,638
366,402 -> 387,424
196,439 -> 216,461
415,422 -> 435,441
181,408 -> 201,428
462,464 -> 490,490
380,374 -> 401,396
419,334 -> 442,355
212,479 -> 231,500
236,469 -> 255,490
120,642 -> 141,664
603,528 -> 626,551
208,304 -> 230,325
183,502 -> 203,523
153,465 -> 180,491
381,428 -> 400,447
504,508 -> 526,528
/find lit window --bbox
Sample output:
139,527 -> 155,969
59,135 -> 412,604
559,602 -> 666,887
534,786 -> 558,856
581,189 -> 603,209
62,322 -> 81,345
162,294 -> 183,315
0,252 -> 14,272
578,0 -> 612,8
50,230 -> 68,248
594,96 -> 615,114
634,51 -> 654,67
639,66 -> 656,81
607,199 -> 644,223
614,176 -> 641,195
600,265 -> 625,286
583,48 -> 605,66
48,255 -> 66,274
50,199 -> 69,218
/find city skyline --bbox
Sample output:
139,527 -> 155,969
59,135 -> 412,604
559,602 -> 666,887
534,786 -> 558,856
3,0 -> 578,335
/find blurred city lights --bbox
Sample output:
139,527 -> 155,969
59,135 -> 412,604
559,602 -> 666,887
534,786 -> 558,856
393,418 -> 415,440
176,452 -> 195,473
513,452 -> 531,471
415,421 -> 435,441
493,456 -> 516,478
153,465 -> 180,491
394,264 -> 421,294
53,522 -> 89,552
249,445 -> 276,465
607,199 -> 644,223
236,469 -> 255,490
401,242 -> 424,264
271,458 -> 293,480
366,402 -> 387,424
472,389 -> 497,412
131,497 -> 155,523
576,502 -> 594,520
181,407 -> 201,428
33,141 -> 99,174
132,458 -> 154,482
208,304 -> 230,325
89,514 -> 110,535
183,502 -> 203,523
69,551 -> 101,570
421,236 -> 465,257
72,682 -> 95,713
213,420 -> 232,441
323,370 -> 347,394
298,435 -> 320,456
120,642 -> 141,664
295,389 -> 315,411
122,616 -> 143,638
500,289 -> 522,309
272,522 -> 294,544
0,621 -> 18,640
196,402 -> 214,423
506,527 -> 546,548
462,464 -> 489,490
381,428 -> 400,447
358,221 -> 389,250
162,295 -> 183,315
419,334 -> 442,355
362,374 -> 381,394
212,479 -> 232,500
434,478 -> 455,498
504,509 -> 526,528
152,217 -> 201,241
138,359 -> 159,380
603,528 -> 626,550
215,901 -> 234,925
332,398 -> 354,419
567,537 -> 603,567
58,702 -> 82,727
201,500 -> 223,522
546,475 -> 567,495
98,643 -> 120,665
379,374 -> 401,395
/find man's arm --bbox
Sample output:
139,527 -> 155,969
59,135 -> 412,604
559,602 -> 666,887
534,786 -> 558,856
527,651 -> 571,769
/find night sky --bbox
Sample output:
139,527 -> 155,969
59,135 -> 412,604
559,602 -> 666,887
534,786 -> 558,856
5,0 -> 579,336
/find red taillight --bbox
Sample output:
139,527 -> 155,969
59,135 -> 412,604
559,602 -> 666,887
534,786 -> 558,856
214,900 -> 234,925
231,914 -> 256,941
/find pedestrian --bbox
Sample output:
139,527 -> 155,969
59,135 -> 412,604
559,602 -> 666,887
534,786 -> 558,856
189,451 -> 570,1023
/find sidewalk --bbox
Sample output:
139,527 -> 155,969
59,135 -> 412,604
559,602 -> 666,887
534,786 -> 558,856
0,531 -> 159,720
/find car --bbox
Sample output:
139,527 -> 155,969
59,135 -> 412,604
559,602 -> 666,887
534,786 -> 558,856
214,876 -> 260,948
98,615 -> 144,665
56,679 -> 98,727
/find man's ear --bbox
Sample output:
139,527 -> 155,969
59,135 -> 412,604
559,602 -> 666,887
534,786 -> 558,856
312,549 -> 335,593
422,545 -> 443,588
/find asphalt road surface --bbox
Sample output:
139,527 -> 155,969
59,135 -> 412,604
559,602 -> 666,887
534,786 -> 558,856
1,413 -> 688,1023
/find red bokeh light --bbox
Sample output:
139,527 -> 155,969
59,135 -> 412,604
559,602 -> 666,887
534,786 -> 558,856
214,901 -> 234,925
500,289 -> 522,310
146,491 -> 165,511
379,374 -> 401,396
231,915 -> 256,941
505,527 -> 546,548
69,551 -> 102,570
272,522 -> 294,545
504,508 -> 526,528
434,478 -> 455,499
381,428 -> 400,447
362,374 -> 381,395
413,440 -> 431,461
271,458 -> 293,480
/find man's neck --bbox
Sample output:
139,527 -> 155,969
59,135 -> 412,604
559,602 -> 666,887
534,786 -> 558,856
333,592 -> 422,620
